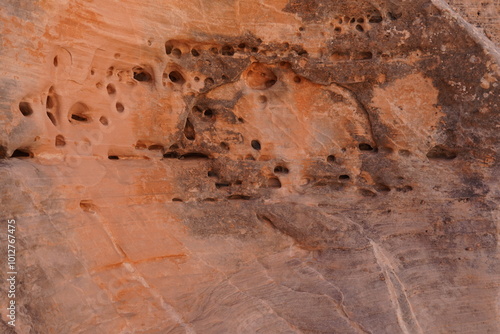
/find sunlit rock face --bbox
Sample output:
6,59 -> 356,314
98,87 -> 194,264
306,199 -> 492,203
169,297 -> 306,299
0,0 -> 499,333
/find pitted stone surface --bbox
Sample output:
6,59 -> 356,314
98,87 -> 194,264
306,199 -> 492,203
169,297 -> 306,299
0,0 -> 499,333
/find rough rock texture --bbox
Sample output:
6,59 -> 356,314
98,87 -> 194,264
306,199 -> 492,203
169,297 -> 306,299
0,0 -> 499,333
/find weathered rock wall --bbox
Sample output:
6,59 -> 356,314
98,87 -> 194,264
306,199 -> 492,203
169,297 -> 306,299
0,0 -> 499,333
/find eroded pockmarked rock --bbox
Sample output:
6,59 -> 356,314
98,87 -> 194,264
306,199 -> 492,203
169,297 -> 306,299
0,0 -> 499,333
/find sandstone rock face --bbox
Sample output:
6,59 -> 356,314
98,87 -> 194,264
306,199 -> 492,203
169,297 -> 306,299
0,0 -> 499,333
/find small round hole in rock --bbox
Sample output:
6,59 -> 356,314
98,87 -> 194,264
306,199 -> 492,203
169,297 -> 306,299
106,84 -> 116,95
334,27 -> 342,33
107,66 -> 114,77
203,109 -> 214,117
238,43 -> 246,49
356,24 -> 364,32
191,49 -> 200,57
369,16 -> 383,23
116,102 -> 125,113
339,174 -> 350,180
172,198 -> 183,202
251,140 -> 261,150
19,102 -> 33,116
204,77 -> 214,87
268,177 -> 282,188
53,56 -> 58,67
274,166 -> 289,174
108,155 -> 119,160
99,116 -> 109,126
171,48 -> 182,58
221,45 -> 235,56
220,142 -> 229,151
207,170 -> 218,177
210,47 -> 218,54
169,71 -> 185,84
359,143 -> 374,151
55,135 -> 65,147
293,76 -> 301,83
327,155 -> 336,162
194,76 -> 200,82
388,12 -> 402,20
258,95 -> 267,103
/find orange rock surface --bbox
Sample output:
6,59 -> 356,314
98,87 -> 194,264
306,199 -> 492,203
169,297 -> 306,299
0,0 -> 499,333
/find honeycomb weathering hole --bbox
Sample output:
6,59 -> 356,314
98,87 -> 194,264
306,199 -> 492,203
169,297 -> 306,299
426,146 -> 457,160
46,95 -> 54,109
106,84 -> 116,95
99,116 -> 109,126
171,48 -> 182,58
71,114 -> 89,122
251,140 -> 261,150
163,152 -> 179,159
203,109 -> 214,118
19,102 -> 33,116
80,200 -> 95,213
69,102 -> 90,123
116,102 -> 125,113
184,118 -> 196,140
11,149 -> 32,158
268,177 -> 282,188
55,135 -> 66,147
133,67 -> 152,82
165,42 -> 173,54
148,145 -> 164,151
179,152 -> 210,160
221,45 -> 235,56
169,71 -> 185,84
46,112 -> 57,126
274,166 -> 289,174
359,143 -> 374,151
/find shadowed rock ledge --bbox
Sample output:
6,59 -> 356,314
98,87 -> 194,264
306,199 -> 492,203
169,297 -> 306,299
0,0 -> 499,333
